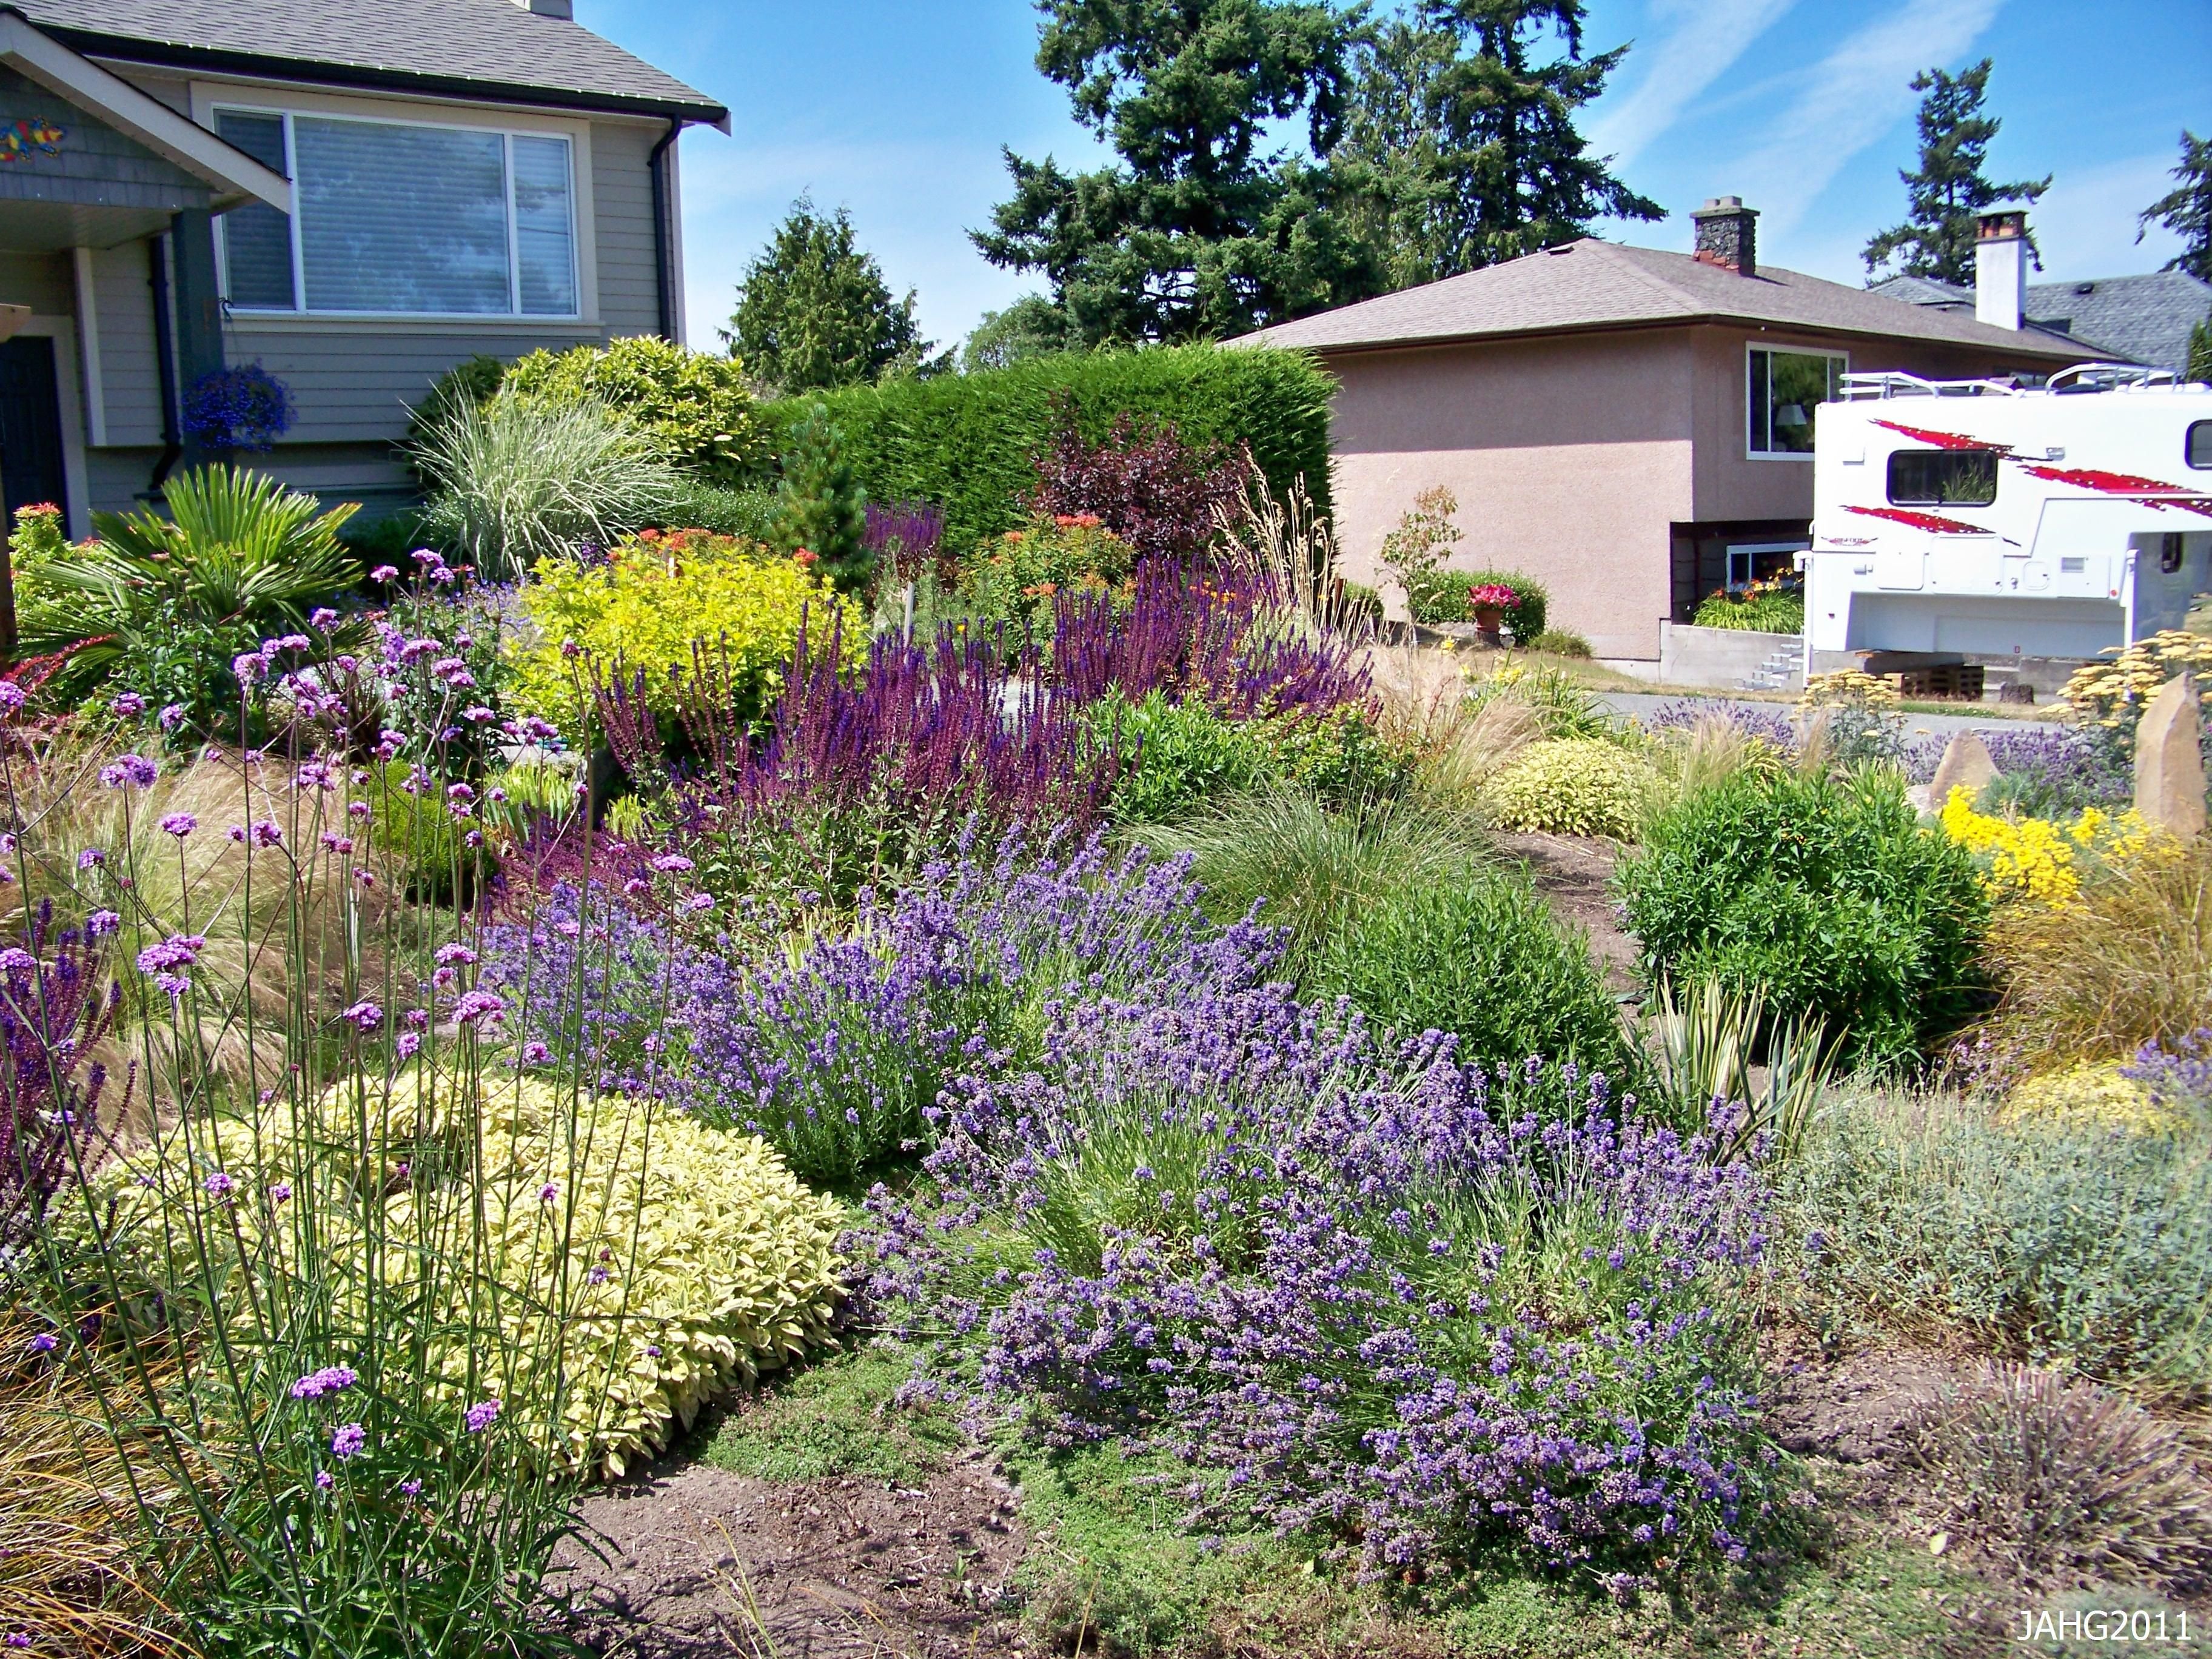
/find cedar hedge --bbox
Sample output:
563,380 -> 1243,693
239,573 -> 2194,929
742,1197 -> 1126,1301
756,344 -> 1335,555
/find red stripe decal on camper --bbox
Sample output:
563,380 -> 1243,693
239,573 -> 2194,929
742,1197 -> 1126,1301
2016,463 -> 2212,517
1871,419 -> 2013,453
1843,505 -> 1990,534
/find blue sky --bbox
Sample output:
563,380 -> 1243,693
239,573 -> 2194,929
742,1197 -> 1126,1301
572,0 -> 2212,354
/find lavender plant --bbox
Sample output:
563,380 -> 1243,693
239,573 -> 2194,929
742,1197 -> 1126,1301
862,990 -> 1778,1592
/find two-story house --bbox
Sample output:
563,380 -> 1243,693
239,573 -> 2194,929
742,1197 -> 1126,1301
0,0 -> 726,532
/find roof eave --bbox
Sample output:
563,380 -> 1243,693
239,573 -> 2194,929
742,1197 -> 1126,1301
1253,310 -> 2114,364
39,23 -> 732,133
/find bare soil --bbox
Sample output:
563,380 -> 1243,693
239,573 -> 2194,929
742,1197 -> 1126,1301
1490,829 -> 1640,997
554,1452 -> 1027,1658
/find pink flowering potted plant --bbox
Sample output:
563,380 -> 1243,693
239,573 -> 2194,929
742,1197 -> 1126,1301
1466,580 -> 1518,645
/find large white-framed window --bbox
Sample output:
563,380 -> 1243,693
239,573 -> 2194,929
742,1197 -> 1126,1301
213,106 -> 578,320
1746,345 -> 1847,458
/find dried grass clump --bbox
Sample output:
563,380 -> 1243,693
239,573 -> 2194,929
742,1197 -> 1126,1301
0,1331 -> 184,1654
1979,837 -> 2212,1080
1362,643 -> 1539,809
1909,1364 -> 2212,1594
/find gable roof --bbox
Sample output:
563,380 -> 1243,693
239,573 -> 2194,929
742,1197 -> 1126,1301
1240,238 -> 2100,364
1872,269 -> 2211,375
12,0 -> 728,129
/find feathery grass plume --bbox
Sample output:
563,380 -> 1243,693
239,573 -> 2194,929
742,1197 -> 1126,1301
1909,1364 -> 2212,1593
415,392 -> 679,581
1136,788 -> 1487,982
1975,835 -> 2212,1082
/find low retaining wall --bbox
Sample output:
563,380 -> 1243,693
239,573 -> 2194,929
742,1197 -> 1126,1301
1658,622 -> 1804,692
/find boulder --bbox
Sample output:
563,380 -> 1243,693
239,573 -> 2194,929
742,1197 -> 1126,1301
2134,672 -> 2207,840
1928,731 -> 2000,807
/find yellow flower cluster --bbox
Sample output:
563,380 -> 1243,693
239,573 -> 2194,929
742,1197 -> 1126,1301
1800,668 -> 1899,709
1939,786 -> 2156,905
1997,1059 -> 2184,1136
2060,630 -> 2212,729
510,531 -> 862,734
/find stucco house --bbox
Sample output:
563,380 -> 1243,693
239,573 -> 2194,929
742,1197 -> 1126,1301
1239,199 -> 2104,668
0,0 -> 726,534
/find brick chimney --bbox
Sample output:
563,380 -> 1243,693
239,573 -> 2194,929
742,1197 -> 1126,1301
1975,204 -> 2028,330
512,0 -> 574,17
1691,196 -> 1758,276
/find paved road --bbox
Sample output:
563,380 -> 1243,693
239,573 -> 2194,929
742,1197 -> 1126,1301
1597,690 -> 2068,740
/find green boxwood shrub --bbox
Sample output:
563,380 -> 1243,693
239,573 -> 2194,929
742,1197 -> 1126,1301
1407,568 -> 1547,639
1617,770 -> 1990,1066
1312,866 -> 1628,1072
756,344 -> 1333,553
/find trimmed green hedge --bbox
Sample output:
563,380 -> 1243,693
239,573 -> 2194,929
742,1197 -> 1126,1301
756,345 -> 1335,554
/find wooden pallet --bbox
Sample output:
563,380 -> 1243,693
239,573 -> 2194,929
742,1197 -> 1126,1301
1892,663 -> 1985,701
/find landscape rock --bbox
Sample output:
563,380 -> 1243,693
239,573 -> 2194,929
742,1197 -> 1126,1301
2133,672 -> 2207,839
1926,732 -> 2000,806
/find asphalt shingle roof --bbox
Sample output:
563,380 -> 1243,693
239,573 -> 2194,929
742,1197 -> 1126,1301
1241,239 -> 2098,363
12,0 -> 726,126
1872,269 -> 2211,375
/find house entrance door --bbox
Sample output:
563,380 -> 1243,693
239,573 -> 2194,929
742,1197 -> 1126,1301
0,335 -> 68,523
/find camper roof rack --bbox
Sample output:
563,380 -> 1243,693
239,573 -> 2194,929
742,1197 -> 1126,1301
2045,361 -> 2178,392
1837,370 -> 2022,400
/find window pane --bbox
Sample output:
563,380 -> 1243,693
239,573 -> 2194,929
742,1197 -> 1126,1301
295,116 -> 510,313
1748,350 -> 1769,452
512,136 -> 575,316
2188,421 -> 2211,469
216,110 -> 295,310
1888,449 -> 1997,506
1763,351 -> 1832,454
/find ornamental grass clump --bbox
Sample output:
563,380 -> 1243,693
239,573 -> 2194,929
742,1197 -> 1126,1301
0,583 -> 845,1651
863,994 -> 1777,1591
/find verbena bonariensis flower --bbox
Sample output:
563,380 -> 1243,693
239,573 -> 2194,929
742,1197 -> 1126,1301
0,902 -> 124,1245
861,996 -> 1775,1590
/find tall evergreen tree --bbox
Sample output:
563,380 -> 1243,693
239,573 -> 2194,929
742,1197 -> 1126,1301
726,198 -> 943,394
1862,59 -> 2049,286
2138,129 -> 2212,284
973,0 -> 1373,344
1335,1 -> 1660,286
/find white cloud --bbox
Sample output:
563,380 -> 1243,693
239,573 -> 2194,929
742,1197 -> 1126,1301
1729,0 -> 2006,239
1586,0 -> 1801,167
2031,152 -> 2188,280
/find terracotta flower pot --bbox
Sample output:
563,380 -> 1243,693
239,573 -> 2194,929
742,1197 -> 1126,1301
1470,603 -> 1506,646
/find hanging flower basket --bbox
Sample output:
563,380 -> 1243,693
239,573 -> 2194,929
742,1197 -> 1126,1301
181,364 -> 295,452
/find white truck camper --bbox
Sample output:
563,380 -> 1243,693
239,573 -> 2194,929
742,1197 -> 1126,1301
1801,364 -> 2212,690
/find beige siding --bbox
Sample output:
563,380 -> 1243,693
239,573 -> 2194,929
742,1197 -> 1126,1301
591,118 -> 663,337
90,238 -> 164,447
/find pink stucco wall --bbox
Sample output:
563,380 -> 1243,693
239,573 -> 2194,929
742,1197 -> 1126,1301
1322,322 -> 2070,662
1326,329 -> 1697,660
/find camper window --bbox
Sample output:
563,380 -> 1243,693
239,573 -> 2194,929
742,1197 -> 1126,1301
2188,421 -> 2211,469
1888,449 -> 1997,507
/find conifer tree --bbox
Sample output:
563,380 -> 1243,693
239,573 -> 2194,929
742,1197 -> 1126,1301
770,403 -> 870,592
2138,130 -> 2212,284
1863,59 -> 2049,285
727,199 -> 942,394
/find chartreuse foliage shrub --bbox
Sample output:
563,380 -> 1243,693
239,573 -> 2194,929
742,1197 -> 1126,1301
757,343 -> 1333,551
1311,863 -> 1628,1073
1484,737 -> 1662,839
1618,770 -> 1989,1065
510,529 -> 862,736
91,1077 -> 846,1479
501,335 -> 768,488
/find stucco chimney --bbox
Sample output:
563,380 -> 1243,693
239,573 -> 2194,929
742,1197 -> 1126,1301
1975,204 -> 2027,330
1691,196 -> 1758,276
512,0 -> 574,17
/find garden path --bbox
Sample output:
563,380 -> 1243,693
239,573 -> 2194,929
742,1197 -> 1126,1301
1491,831 -> 1639,999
